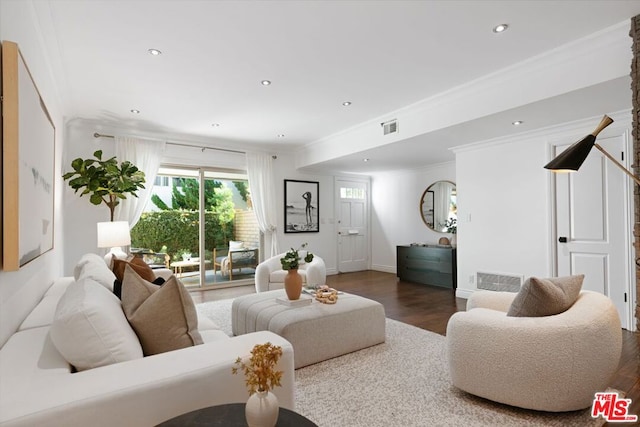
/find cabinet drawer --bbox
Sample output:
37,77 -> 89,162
401,257 -> 451,273
398,267 -> 453,289
396,245 -> 456,289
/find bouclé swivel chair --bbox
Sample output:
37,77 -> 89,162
446,290 -> 622,412
255,252 -> 326,293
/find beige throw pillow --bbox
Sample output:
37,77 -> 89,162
121,265 -> 203,355
507,274 -> 584,317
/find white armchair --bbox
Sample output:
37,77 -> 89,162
446,290 -> 622,412
255,252 -> 326,293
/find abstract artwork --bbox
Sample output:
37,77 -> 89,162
284,180 -> 319,233
2,41 -> 55,270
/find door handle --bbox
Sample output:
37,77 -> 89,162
559,237 -> 568,243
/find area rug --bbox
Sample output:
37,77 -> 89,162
197,300 -> 602,426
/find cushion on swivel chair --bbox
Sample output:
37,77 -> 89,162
507,274 -> 584,317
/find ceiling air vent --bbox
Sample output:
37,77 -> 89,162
381,119 -> 398,136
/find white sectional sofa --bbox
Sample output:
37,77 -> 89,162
0,254 -> 295,427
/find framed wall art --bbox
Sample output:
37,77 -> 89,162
2,41 -> 56,271
284,179 -> 319,233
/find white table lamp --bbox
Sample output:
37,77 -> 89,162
97,221 -> 131,265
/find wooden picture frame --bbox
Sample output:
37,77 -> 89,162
284,179 -> 319,233
2,41 -> 56,270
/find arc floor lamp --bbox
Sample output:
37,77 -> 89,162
544,115 -> 640,186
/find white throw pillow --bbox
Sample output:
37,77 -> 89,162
50,278 -> 143,371
229,240 -> 244,251
74,253 -> 117,291
73,253 -> 106,280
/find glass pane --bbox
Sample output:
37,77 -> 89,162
131,169 -> 201,285
203,173 -> 259,286
340,187 -> 366,199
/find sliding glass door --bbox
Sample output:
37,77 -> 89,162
130,166 -> 259,287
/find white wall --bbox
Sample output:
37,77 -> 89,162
370,162 -> 456,272
0,1 -> 66,346
271,153 -> 338,275
455,134 -> 552,297
454,113 -> 634,299
62,120 -> 117,274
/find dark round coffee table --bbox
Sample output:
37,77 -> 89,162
157,403 -> 318,426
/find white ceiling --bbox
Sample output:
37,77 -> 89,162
35,0 -> 640,173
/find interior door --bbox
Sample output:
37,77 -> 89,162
336,179 -> 369,272
554,133 -> 631,329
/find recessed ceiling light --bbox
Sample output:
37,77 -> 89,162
277,134 -> 285,138
261,80 -> 272,86
363,158 -> 370,162
130,109 -> 140,114
342,101 -> 352,106
493,24 -> 509,33
211,123 -> 220,127
512,120 -> 523,126
148,48 -> 162,56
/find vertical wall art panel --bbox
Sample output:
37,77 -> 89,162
2,41 -> 55,270
284,179 -> 319,233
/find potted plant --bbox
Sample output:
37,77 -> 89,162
444,217 -> 457,234
445,218 -> 457,247
280,243 -> 314,300
280,243 -> 314,270
63,150 -> 146,221
232,342 -> 283,427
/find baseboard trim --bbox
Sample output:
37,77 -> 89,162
455,288 -> 473,299
371,264 -> 396,274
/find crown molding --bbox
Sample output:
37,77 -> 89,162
451,109 -> 632,154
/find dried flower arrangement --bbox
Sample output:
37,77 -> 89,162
232,342 -> 284,395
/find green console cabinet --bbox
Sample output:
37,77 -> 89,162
396,245 -> 457,289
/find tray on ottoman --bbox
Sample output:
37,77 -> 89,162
232,290 -> 386,368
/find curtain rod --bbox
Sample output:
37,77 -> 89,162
93,132 -> 246,155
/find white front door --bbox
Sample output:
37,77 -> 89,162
336,179 -> 369,272
554,132 -> 632,329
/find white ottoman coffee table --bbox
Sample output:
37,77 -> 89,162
232,290 -> 386,368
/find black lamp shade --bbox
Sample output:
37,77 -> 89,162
544,115 -> 614,172
543,135 -> 596,171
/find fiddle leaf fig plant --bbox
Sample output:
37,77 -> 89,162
63,150 -> 146,221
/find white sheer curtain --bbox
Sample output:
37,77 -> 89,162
114,136 -> 166,228
434,181 -> 454,231
246,152 -> 279,257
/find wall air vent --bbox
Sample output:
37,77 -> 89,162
476,271 -> 524,292
381,119 -> 398,136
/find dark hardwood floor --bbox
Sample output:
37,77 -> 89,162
191,270 -> 640,421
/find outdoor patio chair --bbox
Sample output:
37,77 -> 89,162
213,242 -> 259,280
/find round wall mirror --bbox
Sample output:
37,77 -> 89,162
419,181 -> 457,233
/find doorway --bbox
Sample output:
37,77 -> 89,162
552,131 -> 634,330
335,178 -> 370,272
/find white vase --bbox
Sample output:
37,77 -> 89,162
245,390 -> 279,427
450,234 -> 457,248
